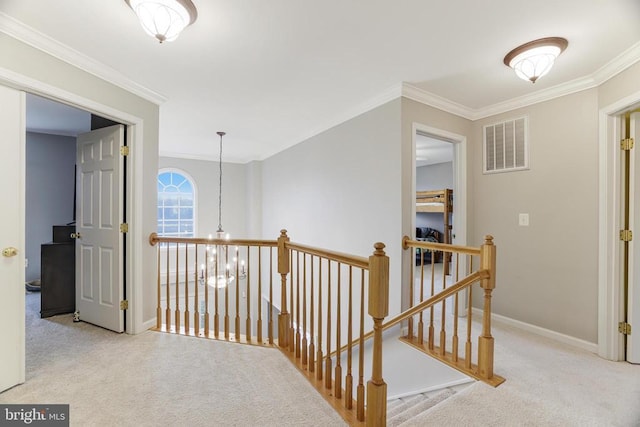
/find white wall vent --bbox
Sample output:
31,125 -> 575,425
483,116 -> 528,174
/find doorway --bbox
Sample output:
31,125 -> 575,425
598,93 -> 640,363
25,93 -> 127,332
410,123 -> 468,312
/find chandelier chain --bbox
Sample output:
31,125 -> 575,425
217,131 -> 225,233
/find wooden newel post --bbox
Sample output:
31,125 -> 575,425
366,243 -> 389,427
478,235 -> 496,380
278,229 -> 291,349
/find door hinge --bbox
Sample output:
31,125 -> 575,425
621,138 -> 634,151
620,229 -> 633,242
120,146 -> 130,156
619,322 -> 632,335
120,223 -> 129,233
120,300 -> 129,310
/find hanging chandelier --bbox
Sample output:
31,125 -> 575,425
125,0 -> 197,43
503,37 -> 568,83
199,132 -> 245,289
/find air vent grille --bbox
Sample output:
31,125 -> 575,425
483,117 -> 528,173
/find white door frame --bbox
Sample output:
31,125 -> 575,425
0,66 -> 146,334
598,89 -> 640,360
411,123 -> 468,247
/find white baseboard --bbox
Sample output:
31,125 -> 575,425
142,318 -> 157,332
472,308 -> 598,353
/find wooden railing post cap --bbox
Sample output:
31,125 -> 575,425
373,242 -> 386,255
484,235 -> 494,245
280,229 -> 288,238
149,232 -> 158,246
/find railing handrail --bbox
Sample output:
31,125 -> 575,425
402,235 -> 481,256
329,269 -> 487,358
285,241 -> 370,270
149,232 -> 278,248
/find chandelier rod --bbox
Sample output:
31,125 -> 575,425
216,131 -> 226,234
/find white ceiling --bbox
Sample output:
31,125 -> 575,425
3,1 -> 640,163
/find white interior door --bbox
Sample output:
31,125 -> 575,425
628,112 -> 640,363
76,125 -> 125,333
0,85 -> 26,392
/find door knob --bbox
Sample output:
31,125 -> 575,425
2,247 -> 18,257
70,232 -> 82,239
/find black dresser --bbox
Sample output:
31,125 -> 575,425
40,224 -> 76,318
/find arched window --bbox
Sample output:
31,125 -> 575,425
157,169 -> 196,237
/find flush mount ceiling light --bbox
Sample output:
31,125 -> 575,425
503,37 -> 568,83
125,0 -> 197,43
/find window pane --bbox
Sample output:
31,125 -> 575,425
157,170 -> 195,238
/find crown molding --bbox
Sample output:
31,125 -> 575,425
405,40 -> 640,121
0,12 -> 166,105
401,83 -> 475,120
159,149 -> 249,164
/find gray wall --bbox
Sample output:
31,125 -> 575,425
415,161 -> 453,234
25,132 -> 76,282
261,99 -> 403,313
470,89 -> 600,343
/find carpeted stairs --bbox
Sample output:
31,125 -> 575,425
387,387 -> 458,426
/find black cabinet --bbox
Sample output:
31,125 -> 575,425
40,224 -> 76,318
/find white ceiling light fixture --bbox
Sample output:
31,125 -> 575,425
503,37 -> 568,83
125,0 -> 197,43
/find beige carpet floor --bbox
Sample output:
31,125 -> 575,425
0,292 -> 346,426
407,322 -> 640,426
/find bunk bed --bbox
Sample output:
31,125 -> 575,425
415,189 -> 453,273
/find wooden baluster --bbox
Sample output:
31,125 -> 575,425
257,248 -> 263,344
418,250 -> 425,345
309,255 -> 315,372
235,245 -> 241,341
407,245 -> 414,339
325,260 -> 333,390
345,266 -> 354,410
302,253 -> 308,365
246,247 -> 252,343
335,262 -> 342,399
278,230 -> 290,349
165,243 -> 171,331
268,247 -> 274,345
478,236 -> 496,380
224,243 -> 230,340
204,246 -> 210,338
357,271 -> 365,422
175,243 -> 181,333
316,257 -> 323,381
194,245 -> 200,335
440,250 -> 447,356
213,246 -> 219,339
465,257 -> 473,369
366,243 -> 389,427
295,251 -> 301,358
452,252 -> 460,362
289,250 -> 295,353
184,244 -> 190,335
428,253 -> 435,350
156,245 -> 161,329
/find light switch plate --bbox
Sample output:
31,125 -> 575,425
519,213 -> 529,226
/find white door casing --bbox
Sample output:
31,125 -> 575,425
0,84 -> 26,392
76,125 -> 125,333
627,112 -> 640,363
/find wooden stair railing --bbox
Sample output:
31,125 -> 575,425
401,234 -> 504,386
149,230 -> 390,426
